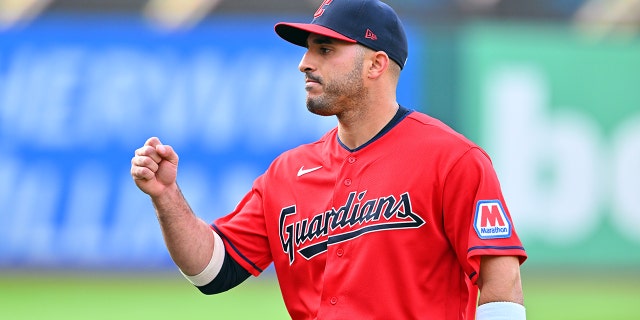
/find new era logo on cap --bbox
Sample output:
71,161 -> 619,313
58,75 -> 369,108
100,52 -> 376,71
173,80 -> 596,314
274,0 -> 408,69
365,29 -> 377,40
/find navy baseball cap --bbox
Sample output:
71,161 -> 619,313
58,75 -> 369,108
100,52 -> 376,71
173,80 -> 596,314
275,0 -> 408,69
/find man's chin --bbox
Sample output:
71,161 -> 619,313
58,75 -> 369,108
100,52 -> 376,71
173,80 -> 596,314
306,99 -> 333,116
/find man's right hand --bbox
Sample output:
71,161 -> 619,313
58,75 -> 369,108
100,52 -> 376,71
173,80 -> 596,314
131,137 -> 215,276
131,137 -> 179,198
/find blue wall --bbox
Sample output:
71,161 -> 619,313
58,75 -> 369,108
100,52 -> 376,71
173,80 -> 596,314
0,15 -> 423,269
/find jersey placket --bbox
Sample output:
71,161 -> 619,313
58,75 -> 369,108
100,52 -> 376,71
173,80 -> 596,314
317,153 -> 359,316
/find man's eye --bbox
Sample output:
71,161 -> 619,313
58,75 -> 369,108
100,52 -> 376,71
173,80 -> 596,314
320,48 -> 331,54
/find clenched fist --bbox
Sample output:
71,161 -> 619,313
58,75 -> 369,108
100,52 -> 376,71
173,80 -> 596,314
131,137 -> 179,198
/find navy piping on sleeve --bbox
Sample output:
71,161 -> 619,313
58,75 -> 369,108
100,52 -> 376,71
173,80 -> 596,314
467,246 -> 526,280
467,245 -> 526,253
212,224 -> 264,273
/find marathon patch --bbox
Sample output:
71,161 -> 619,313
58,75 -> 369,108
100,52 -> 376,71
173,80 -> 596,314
473,200 -> 511,239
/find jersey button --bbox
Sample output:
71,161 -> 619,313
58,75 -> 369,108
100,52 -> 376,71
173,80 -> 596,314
344,179 -> 352,186
330,297 -> 338,305
336,248 -> 344,257
347,156 -> 356,164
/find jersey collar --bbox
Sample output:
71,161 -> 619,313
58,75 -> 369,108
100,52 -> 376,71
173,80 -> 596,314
338,105 -> 413,152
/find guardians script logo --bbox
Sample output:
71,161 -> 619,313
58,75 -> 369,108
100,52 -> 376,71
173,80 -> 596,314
279,191 -> 425,264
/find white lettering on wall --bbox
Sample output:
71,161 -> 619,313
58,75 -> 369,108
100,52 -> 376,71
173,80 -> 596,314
0,46 -> 334,150
611,116 -> 640,243
484,67 -> 638,246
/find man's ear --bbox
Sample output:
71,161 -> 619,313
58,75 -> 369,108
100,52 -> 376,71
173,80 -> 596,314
367,51 -> 390,79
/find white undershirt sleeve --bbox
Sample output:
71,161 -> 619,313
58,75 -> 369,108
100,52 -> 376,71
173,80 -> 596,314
180,229 -> 226,287
476,301 -> 526,320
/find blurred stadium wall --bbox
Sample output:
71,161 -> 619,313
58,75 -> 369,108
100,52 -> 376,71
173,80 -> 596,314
0,0 -> 639,272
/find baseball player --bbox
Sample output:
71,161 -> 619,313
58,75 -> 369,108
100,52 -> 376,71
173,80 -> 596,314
131,0 -> 527,319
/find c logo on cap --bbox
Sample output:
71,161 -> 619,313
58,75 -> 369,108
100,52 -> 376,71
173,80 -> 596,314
314,0 -> 333,18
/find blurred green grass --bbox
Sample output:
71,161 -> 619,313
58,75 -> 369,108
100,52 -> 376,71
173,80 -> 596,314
0,271 -> 638,319
0,272 -> 288,320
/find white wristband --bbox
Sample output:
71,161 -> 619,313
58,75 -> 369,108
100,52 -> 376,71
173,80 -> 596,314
476,301 -> 526,320
180,230 -> 226,286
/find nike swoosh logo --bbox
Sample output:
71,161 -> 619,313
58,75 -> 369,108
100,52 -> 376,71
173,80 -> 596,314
297,166 -> 323,177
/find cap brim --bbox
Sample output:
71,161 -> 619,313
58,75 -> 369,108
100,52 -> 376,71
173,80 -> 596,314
275,22 -> 357,47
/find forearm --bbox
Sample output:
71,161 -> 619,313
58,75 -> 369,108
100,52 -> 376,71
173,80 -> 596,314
476,256 -> 526,319
151,183 -> 215,276
477,256 -> 524,305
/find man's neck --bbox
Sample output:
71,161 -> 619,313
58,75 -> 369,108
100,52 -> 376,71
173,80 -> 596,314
337,101 -> 399,150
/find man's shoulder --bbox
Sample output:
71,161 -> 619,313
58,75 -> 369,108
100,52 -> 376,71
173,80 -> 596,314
286,127 -> 337,155
403,110 -> 478,148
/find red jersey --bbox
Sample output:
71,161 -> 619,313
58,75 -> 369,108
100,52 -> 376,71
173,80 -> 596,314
213,108 -> 527,319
